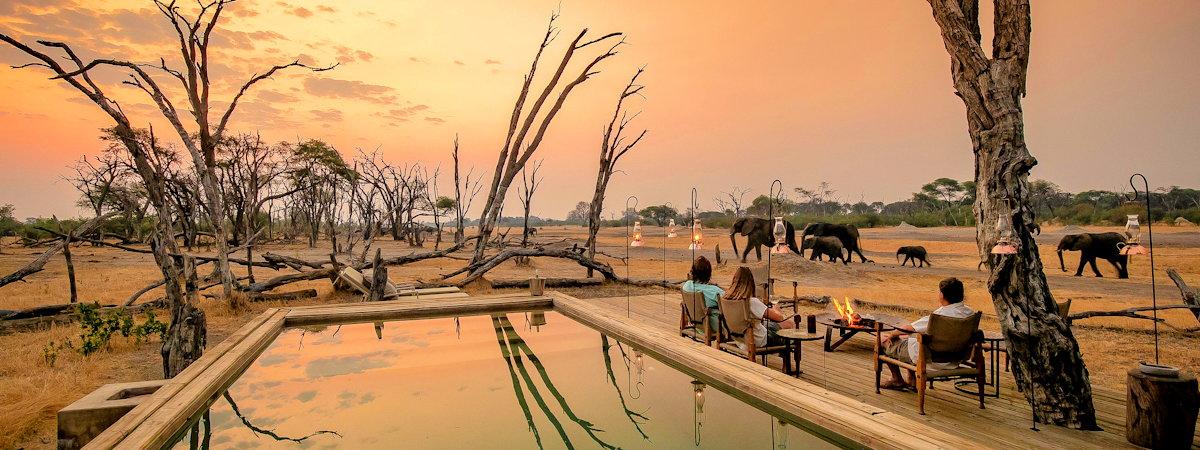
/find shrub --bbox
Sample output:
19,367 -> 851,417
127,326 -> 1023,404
43,303 -> 167,365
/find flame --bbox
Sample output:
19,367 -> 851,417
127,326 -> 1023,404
833,296 -> 860,327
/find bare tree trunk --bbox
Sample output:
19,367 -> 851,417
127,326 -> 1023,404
473,14 -> 624,263
161,253 -> 206,378
585,69 -> 647,277
927,0 -> 1097,429
63,230 -> 77,304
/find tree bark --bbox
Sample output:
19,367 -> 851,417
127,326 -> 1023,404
1126,368 -> 1198,449
927,0 -> 1097,428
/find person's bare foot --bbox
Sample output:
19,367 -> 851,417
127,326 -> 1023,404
881,380 -> 908,391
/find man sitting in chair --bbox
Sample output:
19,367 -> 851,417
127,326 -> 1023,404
878,277 -> 974,391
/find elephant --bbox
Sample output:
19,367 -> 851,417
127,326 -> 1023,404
896,246 -> 931,267
800,223 -> 872,263
1057,232 -> 1128,278
729,217 -> 801,263
802,237 -> 847,264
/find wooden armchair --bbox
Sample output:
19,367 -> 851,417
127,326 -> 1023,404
874,311 -> 985,415
680,291 -> 715,346
745,265 -> 773,302
716,297 -> 790,368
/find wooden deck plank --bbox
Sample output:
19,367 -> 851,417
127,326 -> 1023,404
589,294 -> 1184,449
83,308 -> 283,449
554,292 -> 982,450
115,309 -> 288,448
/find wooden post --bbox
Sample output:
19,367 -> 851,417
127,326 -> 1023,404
367,249 -> 387,303
1126,368 -> 1198,449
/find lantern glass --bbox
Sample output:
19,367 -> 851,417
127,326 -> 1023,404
689,219 -> 703,250
667,218 -> 677,238
1125,215 -> 1141,242
692,380 -> 706,414
771,217 -> 789,254
990,213 -> 1019,255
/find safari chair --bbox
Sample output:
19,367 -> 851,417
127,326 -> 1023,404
679,291 -> 715,346
744,265 -> 773,301
716,297 -> 790,369
874,311 -> 985,415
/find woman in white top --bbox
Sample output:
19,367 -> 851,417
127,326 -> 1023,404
724,266 -> 795,350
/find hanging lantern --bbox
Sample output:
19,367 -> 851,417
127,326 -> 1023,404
631,220 -> 644,247
1120,214 -> 1148,255
689,219 -> 703,250
990,212 -> 1019,255
633,349 -> 645,380
771,216 -> 789,254
667,218 -> 678,238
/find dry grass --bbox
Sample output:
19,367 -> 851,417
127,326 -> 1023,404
0,224 -> 1197,447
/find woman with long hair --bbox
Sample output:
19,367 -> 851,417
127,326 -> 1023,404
724,266 -> 795,350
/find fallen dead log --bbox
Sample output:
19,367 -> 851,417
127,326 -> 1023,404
262,252 -> 326,271
0,213 -> 117,289
1069,304 -> 1200,325
30,228 -> 285,270
245,268 -> 338,293
490,277 -> 604,289
1167,268 -> 1200,325
249,289 -> 317,302
0,299 -> 166,335
452,247 -> 681,288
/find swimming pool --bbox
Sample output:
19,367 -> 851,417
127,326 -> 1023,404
165,310 -> 838,449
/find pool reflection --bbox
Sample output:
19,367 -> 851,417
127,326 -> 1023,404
167,311 -> 836,449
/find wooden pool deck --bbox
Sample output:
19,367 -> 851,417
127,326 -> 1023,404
589,293 -> 1197,449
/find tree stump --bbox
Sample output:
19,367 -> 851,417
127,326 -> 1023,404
1127,368 -> 1199,449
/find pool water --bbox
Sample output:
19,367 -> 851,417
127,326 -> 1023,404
168,311 -> 839,449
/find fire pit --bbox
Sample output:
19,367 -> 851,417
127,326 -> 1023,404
819,298 -> 899,352
833,316 -> 878,330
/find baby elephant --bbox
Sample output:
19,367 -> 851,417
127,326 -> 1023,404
803,236 -> 848,265
896,246 -> 931,268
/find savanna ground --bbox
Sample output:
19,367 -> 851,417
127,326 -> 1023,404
1,223 -> 1197,448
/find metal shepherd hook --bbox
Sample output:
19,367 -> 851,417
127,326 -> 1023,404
1129,173 -> 1160,364
767,179 -> 783,304
626,195 -> 638,318
690,188 -> 699,264
662,201 -> 674,314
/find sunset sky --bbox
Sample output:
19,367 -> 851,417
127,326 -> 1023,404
1,1 -> 1198,220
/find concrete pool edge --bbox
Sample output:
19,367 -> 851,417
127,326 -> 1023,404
85,292 -> 984,449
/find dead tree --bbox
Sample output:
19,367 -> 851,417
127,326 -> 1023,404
450,135 -> 484,244
28,1 -> 335,301
419,166 -> 444,249
585,69 -> 647,276
65,151 -> 123,244
714,186 -> 753,216
0,34 -> 206,377
927,0 -> 1096,428
517,160 -> 544,248
473,13 -> 624,263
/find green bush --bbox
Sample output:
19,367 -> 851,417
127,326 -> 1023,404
43,303 -> 167,365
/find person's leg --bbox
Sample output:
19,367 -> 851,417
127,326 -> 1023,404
881,338 -> 909,389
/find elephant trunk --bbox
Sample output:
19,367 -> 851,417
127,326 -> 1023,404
896,250 -> 902,264
1057,248 -> 1066,272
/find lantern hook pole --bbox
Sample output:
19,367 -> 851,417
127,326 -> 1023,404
1129,173 -> 1158,364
